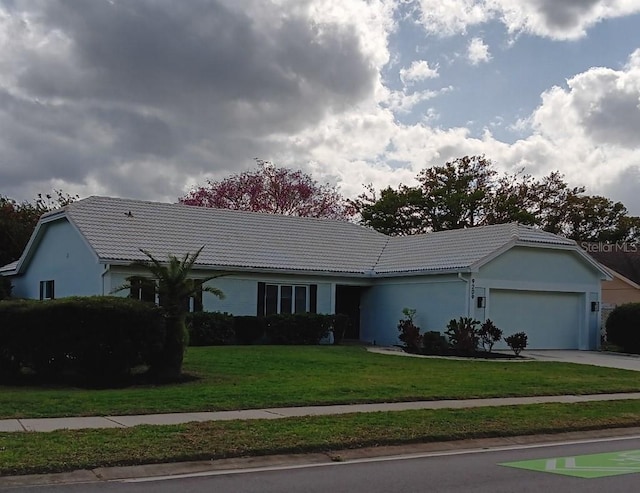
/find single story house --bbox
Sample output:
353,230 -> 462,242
0,196 -> 611,349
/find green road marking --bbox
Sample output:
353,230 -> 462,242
501,449 -> 640,479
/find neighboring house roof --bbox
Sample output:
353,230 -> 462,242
586,247 -> 640,286
2,196 -> 610,278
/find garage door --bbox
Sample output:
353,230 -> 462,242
489,290 -> 583,350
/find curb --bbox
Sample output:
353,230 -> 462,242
3,426 -> 640,488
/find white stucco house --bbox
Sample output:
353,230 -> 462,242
0,196 -> 611,349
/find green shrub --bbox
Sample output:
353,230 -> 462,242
187,312 -> 235,346
234,316 -> 267,344
504,332 -> 528,357
445,317 -> 480,355
397,308 -> 422,353
422,331 -> 449,355
606,303 -> 640,353
265,313 -> 332,344
0,297 -> 165,385
0,276 -> 11,300
478,319 -> 502,352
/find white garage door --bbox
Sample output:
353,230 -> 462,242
489,290 -> 583,350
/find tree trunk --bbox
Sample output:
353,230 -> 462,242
150,313 -> 187,381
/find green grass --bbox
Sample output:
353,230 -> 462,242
2,346 -> 640,419
2,400 -> 640,476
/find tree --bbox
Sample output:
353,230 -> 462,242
529,171 -> 585,235
417,155 -> 496,230
0,190 -> 77,267
560,195 -> 638,242
122,247 -> 225,380
485,170 -> 539,226
352,185 -> 427,236
355,156 -> 639,242
180,159 -> 355,220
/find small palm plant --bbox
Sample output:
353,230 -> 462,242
120,246 -> 225,379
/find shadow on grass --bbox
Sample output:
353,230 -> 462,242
0,367 -> 201,389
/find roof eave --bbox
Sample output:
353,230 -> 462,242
373,267 -> 473,278
104,259 -> 378,279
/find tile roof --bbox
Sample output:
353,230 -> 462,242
59,196 -> 389,275
18,196 -> 585,277
375,222 -> 575,274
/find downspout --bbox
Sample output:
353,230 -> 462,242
101,263 -> 111,295
458,272 -> 470,317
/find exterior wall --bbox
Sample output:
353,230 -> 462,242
107,267 -> 356,316
479,246 -> 601,287
601,277 -> 640,306
360,275 -> 467,346
474,246 -> 604,350
10,219 -> 103,299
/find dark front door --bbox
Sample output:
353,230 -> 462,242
335,285 -> 362,340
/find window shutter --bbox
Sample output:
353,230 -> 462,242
257,282 -> 265,316
309,284 -> 317,313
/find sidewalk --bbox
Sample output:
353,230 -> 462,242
3,392 -> 640,433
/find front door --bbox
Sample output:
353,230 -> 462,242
335,285 -> 362,340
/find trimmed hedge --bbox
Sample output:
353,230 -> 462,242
187,312 -> 345,346
187,312 -> 235,346
234,316 -> 267,345
264,313 -> 333,345
606,303 -> 640,353
0,297 -> 165,385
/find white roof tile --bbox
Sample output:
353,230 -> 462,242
60,196 -> 389,275
22,196 -> 581,277
375,223 -> 575,274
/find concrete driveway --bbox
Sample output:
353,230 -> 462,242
526,350 -> 640,372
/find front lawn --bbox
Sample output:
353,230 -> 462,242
2,346 -> 640,419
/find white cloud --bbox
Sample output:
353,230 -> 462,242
0,0 -> 398,203
467,37 -> 492,64
2,0 -> 640,221
415,0 -> 491,35
383,86 -> 452,113
414,0 -> 640,40
530,48 -> 640,148
399,60 -> 439,85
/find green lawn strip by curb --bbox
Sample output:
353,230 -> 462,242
1,400 -> 640,476
3,346 -> 640,419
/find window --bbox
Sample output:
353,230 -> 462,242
130,278 -> 156,303
258,283 -> 317,315
39,280 -> 55,300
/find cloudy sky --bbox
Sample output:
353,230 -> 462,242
2,0 -> 640,214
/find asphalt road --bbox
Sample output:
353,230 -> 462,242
5,436 -> 640,492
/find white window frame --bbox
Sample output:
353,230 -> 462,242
264,284 -> 310,315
